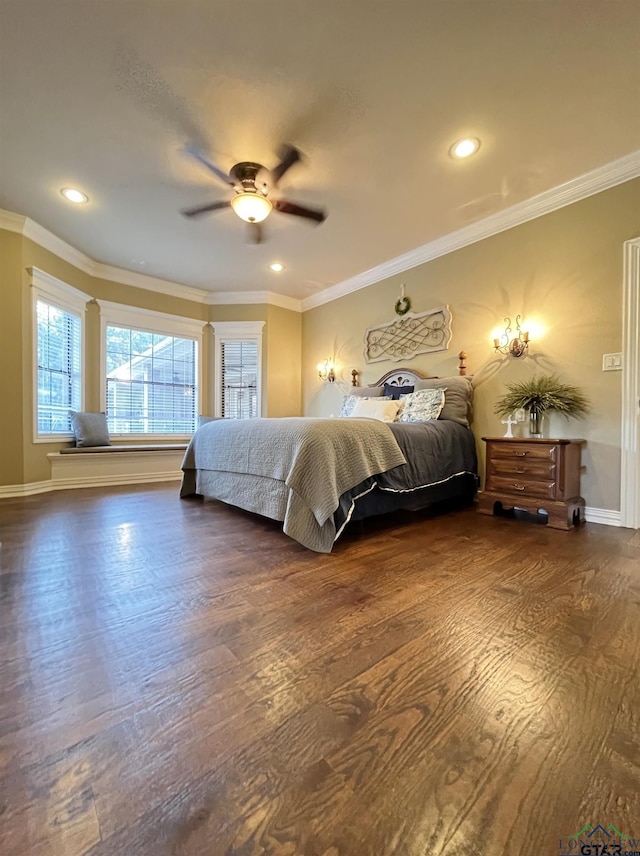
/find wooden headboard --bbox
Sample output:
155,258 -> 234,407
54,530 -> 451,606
350,351 -> 468,386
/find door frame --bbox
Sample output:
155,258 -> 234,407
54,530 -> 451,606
620,237 -> 640,529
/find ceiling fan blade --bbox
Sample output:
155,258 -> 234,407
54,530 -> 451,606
270,144 -> 302,186
181,200 -> 231,218
247,222 -> 264,244
274,199 -> 326,223
183,143 -> 235,187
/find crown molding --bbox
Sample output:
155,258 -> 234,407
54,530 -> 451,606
23,217 -> 97,277
207,290 -> 302,312
4,150 -> 638,314
302,150 -> 640,311
0,209 -> 27,233
0,207 -> 295,308
97,299 -> 208,336
95,263 -> 209,304
0,208 -> 211,304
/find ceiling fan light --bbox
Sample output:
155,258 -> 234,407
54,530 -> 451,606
231,192 -> 272,223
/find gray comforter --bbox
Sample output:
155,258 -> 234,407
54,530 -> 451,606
333,419 -> 478,535
181,417 -> 407,552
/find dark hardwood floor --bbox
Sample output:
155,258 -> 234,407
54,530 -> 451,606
0,484 -> 639,856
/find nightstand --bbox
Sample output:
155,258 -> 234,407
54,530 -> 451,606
478,437 -> 585,530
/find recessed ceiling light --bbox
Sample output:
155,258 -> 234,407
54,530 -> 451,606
60,187 -> 89,204
269,262 -> 285,272
449,138 -> 481,159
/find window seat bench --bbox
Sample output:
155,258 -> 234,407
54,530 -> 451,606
59,444 -> 188,454
48,443 -> 189,490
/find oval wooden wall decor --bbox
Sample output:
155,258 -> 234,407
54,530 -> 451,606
363,305 -> 452,364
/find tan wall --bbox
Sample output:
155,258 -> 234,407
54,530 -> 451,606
303,180 -> 640,511
266,305 -> 302,417
1,233 -> 297,486
0,230 -> 25,485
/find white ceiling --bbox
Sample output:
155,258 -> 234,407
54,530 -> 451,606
1,1 -> 638,301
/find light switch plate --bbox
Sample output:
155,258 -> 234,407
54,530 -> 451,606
602,353 -> 623,371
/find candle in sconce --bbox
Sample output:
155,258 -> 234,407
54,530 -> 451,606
493,338 -> 500,349
523,331 -> 530,343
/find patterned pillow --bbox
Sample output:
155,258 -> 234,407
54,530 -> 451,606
339,394 -> 391,417
413,376 -> 473,426
397,388 -> 446,423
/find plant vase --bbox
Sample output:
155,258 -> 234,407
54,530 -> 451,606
528,405 -> 544,438
494,374 -> 589,441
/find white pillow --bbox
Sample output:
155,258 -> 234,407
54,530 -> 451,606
349,398 -> 400,422
398,388 -> 446,422
339,394 -> 391,417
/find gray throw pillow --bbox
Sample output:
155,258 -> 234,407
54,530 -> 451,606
69,411 -> 111,447
413,376 -> 474,427
350,385 -> 385,398
197,415 -> 221,428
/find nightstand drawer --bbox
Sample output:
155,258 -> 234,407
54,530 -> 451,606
489,459 -> 556,480
489,442 -> 557,462
486,474 -> 557,500
480,437 -> 585,530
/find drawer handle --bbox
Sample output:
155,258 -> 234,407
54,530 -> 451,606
515,451 -> 528,457
516,468 -> 525,474
513,484 -> 526,491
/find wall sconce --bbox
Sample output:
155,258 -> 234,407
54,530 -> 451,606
317,358 -> 335,382
493,315 -> 530,358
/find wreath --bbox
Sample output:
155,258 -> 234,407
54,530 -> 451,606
394,296 -> 411,316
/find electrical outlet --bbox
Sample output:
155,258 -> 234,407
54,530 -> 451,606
602,353 -> 623,371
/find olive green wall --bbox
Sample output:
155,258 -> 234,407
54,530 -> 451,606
303,179 -> 640,512
1,232 -> 302,487
0,230 -> 25,485
266,305 -> 302,417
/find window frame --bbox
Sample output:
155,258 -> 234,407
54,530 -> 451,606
31,267 -> 90,443
99,301 -> 206,439
211,321 -> 265,418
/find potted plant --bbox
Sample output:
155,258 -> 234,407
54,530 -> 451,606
494,374 -> 589,438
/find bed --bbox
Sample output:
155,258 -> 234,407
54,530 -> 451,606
180,366 -> 478,552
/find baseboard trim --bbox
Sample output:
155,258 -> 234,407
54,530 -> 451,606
584,507 -> 622,527
51,472 -> 182,491
0,486 -> 623,527
0,480 -> 53,497
0,473 -> 182,498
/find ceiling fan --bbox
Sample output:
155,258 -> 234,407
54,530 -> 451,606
181,143 -> 327,244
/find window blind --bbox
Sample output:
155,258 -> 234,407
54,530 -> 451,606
36,299 -> 81,434
105,325 -> 198,434
221,340 -> 258,419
